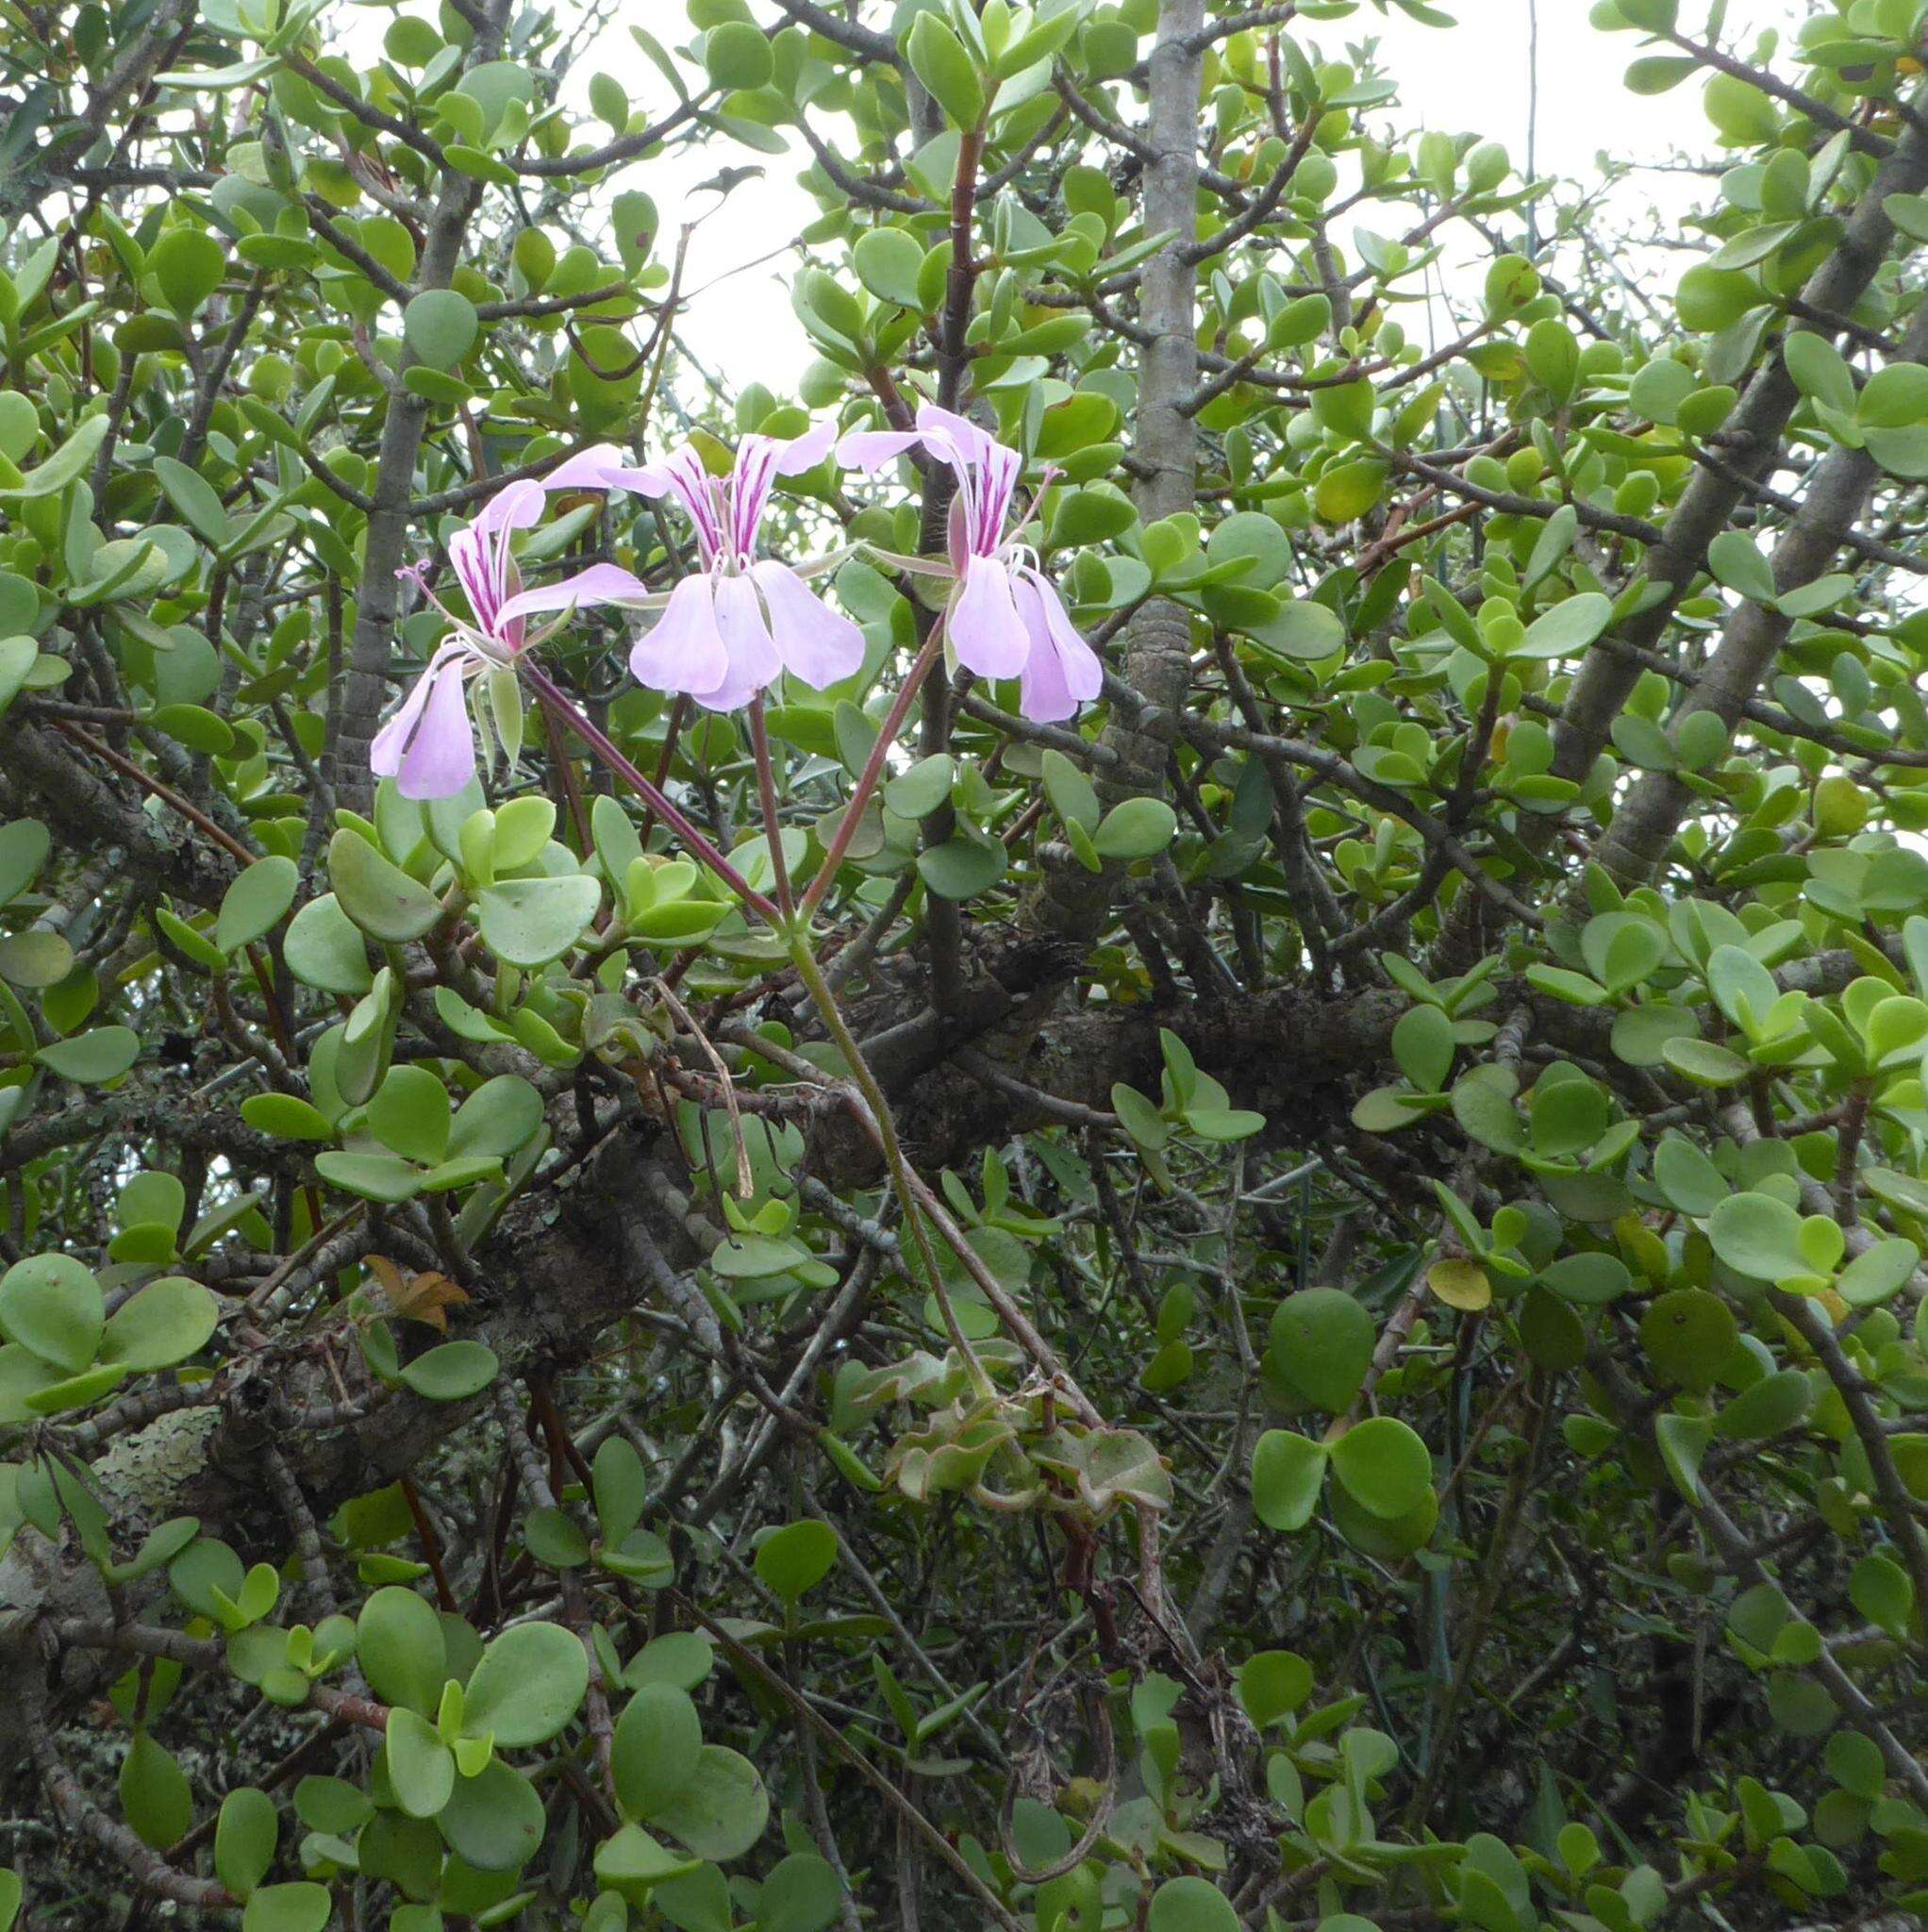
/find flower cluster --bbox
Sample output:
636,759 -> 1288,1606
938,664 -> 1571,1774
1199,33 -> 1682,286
841,406 -> 1101,725
374,408 -> 1104,799
371,477 -> 654,799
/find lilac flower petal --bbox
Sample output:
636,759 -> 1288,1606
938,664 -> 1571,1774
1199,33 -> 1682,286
1012,574 -> 1100,724
448,480 -> 545,638
771,418 -> 839,476
728,423 -> 839,561
913,402 -> 987,442
1018,653 -> 1077,725
1029,568 -> 1103,703
730,435 -> 783,559
946,491 -> 972,571
373,653 -> 476,800
538,443 -> 627,490
973,441 -> 1023,557
693,572 -> 783,711
913,403 -> 997,472
541,443 -> 671,494
840,408 -> 1022,563
837,428 -> 924,474
752,559 -> 864,691
447,525 -> 494,632
949,555 -> 1029,680
495,562 -> 657,628
869,407 -> 1016,560
628,573 -> 729,696
1012,578 -> 1075,724
649,444 -> 726,568
473,477 -> 547,540
370,658 -> 439,779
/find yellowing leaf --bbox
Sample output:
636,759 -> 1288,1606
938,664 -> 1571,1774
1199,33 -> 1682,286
1428,1257 -> 1492,1311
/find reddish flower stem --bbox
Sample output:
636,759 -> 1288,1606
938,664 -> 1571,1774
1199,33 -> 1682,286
797,618 -> 948,920
747,695 -> 795,921
520,659 -> 781,925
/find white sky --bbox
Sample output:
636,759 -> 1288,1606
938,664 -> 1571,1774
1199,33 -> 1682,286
341,0 -> 1800,391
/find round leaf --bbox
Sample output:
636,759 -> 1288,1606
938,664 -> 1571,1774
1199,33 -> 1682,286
1092,797 -> 1178,861
0,817 -> 51,907
100,1275 -> 219,1371
1707,1191 -> 1806,1283
398,1340 -> 499,1401
1267,1288 -> 1373,1413
437,1757 -> 545,1872
649,1745 -> 769,1862
624,1631 -> 715,1693
152,227 -> 224,315
1328,1474 -> 1438,1559
1715,1369 -> 1811,1441
215,858 -> 298,956
119,1729 -> 192,1850
1149,1876 -> 1239,1932
357,1586 -> 447,1716
1539,1252 -> 1632,1305
1837,1237 -> 1920,1308
613,1684 -> 703,1820
404,289 -> 480,370
1250,1430 -> 1327,1532
476,875 -> 602,967
705,20 -> 775,91
852,228 -> 927,308
461,1620 -> 590,1748
384,1706 -> 455,1821
284,893 -> 374,994
1428,1257 -> 1492,1311
329,830 -> 441,943
369,1064 -> 452,1165
753,1520 -> 838,1601
0,929 -> 73,988
314,1152 -> 423,1205
241,1093 -> 338,1142
1638,1289 -> 1737,1391
756,1852 -> 844,1932
241,1883 -> 333,1932
215,1786 -> 278,1901
1391,1004 -> 1455,1092
0,1253 -> 104,1373
35,1025 -> 140,1084
917,836 -> 1006,901
448,1074 -> 545,1160
1328,1416 -> 1432,1521
1238,1650 -> 1314,1725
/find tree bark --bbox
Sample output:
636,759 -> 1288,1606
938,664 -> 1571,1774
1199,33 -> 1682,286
1431,81 -> 1928,969
1034,0 -> 1205,942
332,1 -> 511,813
1591,296 -> 1928,885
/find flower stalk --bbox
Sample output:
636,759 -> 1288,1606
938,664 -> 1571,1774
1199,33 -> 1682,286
746,695 -> 796,923
797,618 -> 950,921
788,935 -> 992,1398
519,658 -> 781,925
535,630 -> 989,1394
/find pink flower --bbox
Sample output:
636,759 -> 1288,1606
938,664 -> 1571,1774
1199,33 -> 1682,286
550,425 -> 864,711
838,405 -> 1102,723
374,476 -> 652,800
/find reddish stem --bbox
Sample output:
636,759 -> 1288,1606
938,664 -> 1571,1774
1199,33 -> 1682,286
748,696 -> 795,920
520,659 -> 780,924
797,619 -> 948,920
638,692 -> 689,847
